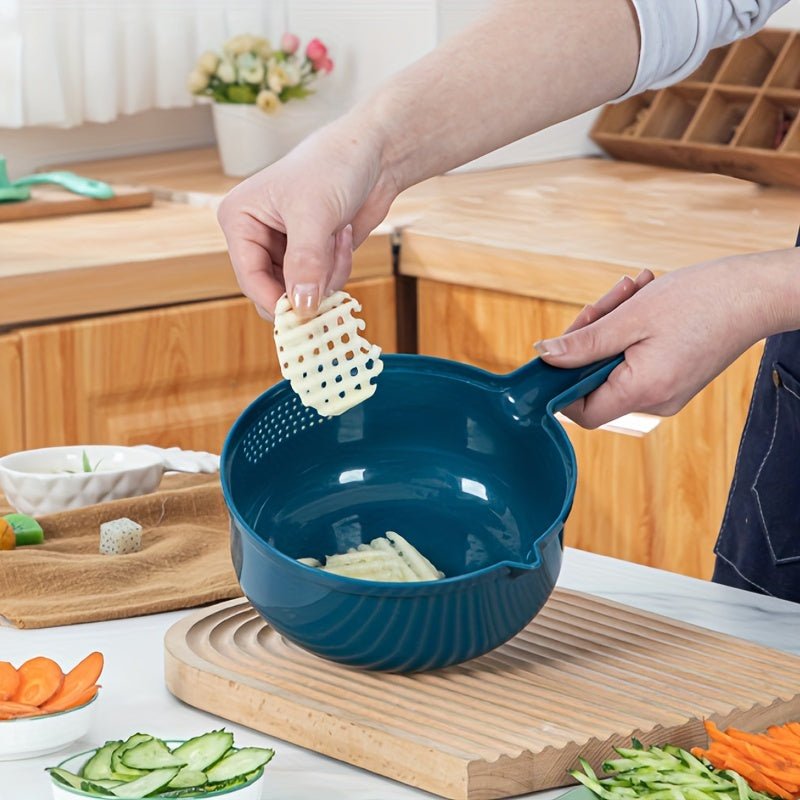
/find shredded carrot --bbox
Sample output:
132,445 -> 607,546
787,723 -> 800,743
701,721 -> 800,800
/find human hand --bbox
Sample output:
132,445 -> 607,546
216,118 -> 399,320
535,255 -> 787,428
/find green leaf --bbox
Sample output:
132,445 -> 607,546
82,450 -> 92,472
226,84 -> 257,104
279,84 -> 313,102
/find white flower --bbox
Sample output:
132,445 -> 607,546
267,61 -> 292,94
256,89 -> 281,114
197,50 -> 219,75
241,61 -> 265,84
257,39 -> 273,60
282,62 -> 301,87
235,52 -> 264,84
224,34 -> 258,56
215,59 -> 236,84
187,69 -> 209,93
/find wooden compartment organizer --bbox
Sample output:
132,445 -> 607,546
165,591 -> 800,800
592,29 -> 800,186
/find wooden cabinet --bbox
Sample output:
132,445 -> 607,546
20,277 -> 396,454
0,334 -> 24,456
416,279 -> 761,579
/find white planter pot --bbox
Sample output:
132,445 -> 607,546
212,99 -> 332,177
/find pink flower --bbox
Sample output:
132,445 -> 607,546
280,32 -> 300,55
306,38 -> 327,63
317,56 -> 334,74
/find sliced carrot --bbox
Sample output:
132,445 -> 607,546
42,652 -> 103,709
0,699 -> 44,718
11,656 -> 63,707
0,662 -> 19,702
40,683 -> 98,714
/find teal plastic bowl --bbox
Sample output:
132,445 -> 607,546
222,354 -> 619,672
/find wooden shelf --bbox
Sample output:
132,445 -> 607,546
591,28 -> 800,187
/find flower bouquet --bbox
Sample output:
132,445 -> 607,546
188,33 -> 335,176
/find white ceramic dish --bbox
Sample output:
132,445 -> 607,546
49,740 -> 266,800
0,445 -> 219,516
0,695 -> 98,761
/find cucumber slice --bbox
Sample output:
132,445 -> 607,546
47,769 -> 119,797
172,730 -> 233,771
121,737 -> 186,769
205,748 -> 274,784
87,780 -> 126,789
165,770 -> 259,796
82,740 -> 123,781
166,769 -> 207,790
80,782 -> 114,797
111,734 -> 153,777
109,767 -> 180,798
48,768 -> 85,790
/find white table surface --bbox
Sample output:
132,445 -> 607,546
2,547 -> 798,800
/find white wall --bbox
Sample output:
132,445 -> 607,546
0,0 -> 599,177
4,0 -> 800,178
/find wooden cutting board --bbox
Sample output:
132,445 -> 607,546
0,184 -> 153,221
165,590 -> 800,800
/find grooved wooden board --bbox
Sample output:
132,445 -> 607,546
165,591 -> 800,800
0,184 -> 153,221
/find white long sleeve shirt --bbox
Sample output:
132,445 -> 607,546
621,0 -> 792,98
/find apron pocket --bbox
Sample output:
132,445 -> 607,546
751,361 -> 800,565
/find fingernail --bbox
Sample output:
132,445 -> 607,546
534,338 -> 566,357
254,304 -> 274,323
291,283 -> 320,318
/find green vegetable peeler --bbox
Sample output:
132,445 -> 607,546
0,156 -> 114,203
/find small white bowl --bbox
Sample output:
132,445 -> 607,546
50,740 -> 267,800
0,695 -> 98,761
0,446 -> 165,515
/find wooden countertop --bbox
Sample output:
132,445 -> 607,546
399,158 -> 800,306
7,148 -> 800,325
0,195 -> 390,328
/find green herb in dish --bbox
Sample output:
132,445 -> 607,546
63,450 -> 104,474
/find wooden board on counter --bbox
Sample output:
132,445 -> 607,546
51,147 -> 240,201
0,183 -> 153,222
166,592 -> 800,800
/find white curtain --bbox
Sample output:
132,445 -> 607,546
0,0 -> 279,128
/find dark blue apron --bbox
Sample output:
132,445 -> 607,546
712,233 -> 800,603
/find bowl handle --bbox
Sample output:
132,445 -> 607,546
133,445 -> 220,473
507,355 -> 623,416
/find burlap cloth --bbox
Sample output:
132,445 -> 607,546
0,474 -> 243,628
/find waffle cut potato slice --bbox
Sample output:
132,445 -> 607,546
298,532 -> 445,582
273,290 -> 384,417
